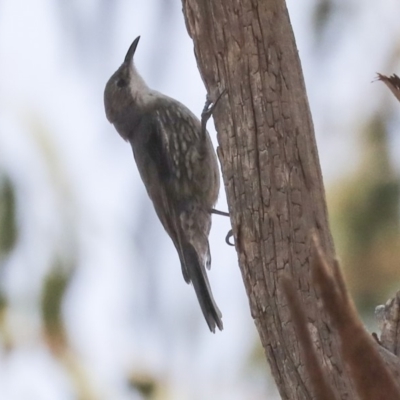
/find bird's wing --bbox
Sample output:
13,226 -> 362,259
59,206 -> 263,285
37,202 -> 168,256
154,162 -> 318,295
128,105 -> 223,331
147,102 -> 214,271
128,105 -> 196,282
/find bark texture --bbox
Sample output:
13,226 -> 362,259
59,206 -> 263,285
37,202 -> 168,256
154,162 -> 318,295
376,292 -> 400,356
180,1 -> 400,399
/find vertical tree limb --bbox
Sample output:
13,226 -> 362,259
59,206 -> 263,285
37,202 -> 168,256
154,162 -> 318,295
181,1 -> 400,398
181,0 -> 354,398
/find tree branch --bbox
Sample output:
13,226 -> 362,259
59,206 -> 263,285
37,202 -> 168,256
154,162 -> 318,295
181,0 -> 400,398
181,0 -> 352,398
377,73 -> 400,102
281,275 -> 338,400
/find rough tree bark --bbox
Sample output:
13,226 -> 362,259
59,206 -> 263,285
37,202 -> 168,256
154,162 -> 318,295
181,1 -> 400,399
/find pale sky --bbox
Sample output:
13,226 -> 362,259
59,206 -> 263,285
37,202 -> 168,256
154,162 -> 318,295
0,0 -> 399,399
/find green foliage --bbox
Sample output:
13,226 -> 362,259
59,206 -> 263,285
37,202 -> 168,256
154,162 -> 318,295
329,114 -> 400,312
41,263 -> 71,341
128,373 -> 158,399
0,177 -> 17,255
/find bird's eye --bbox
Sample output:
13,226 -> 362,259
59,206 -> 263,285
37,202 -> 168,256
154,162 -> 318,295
116,78 -> 127,88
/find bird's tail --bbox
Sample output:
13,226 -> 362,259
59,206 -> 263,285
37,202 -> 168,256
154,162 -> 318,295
182,241 -> 223,332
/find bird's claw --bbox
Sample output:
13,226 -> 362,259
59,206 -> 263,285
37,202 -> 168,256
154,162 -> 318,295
201,89 -> 227,134
209,209 -> 234,246
225,230 -> 234,246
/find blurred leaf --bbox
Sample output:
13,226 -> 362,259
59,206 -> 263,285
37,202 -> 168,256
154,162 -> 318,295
128,372 -> 164,399
42,264 -> 101,400
312,0 -> 334,36
41,262 -> 72,352
329,114 -> 400,312
0,292 -> 10,349
129,373 -> 156,398
311,0 -> 356,51
0,178 -> 17,255
0,293 -> 6,314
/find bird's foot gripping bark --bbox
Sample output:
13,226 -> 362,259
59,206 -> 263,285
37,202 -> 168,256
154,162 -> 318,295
202,91 -> 233,247
225,230 -> 234,246
210,208 -> 234,246
201,89 -> 227,135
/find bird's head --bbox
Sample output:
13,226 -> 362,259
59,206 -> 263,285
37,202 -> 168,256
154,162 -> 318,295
104,36 -> 143,125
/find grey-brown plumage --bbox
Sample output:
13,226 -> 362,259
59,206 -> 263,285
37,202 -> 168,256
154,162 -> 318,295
104,37 -> 222,332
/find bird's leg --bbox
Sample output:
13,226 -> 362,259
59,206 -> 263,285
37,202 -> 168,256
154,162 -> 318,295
209,208 -> 234,246
201,89 -> 227,135
210,208 -> 229,217
202,91 -> 232,246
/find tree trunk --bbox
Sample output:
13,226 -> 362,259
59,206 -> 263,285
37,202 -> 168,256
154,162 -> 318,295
181,1 -> 354,398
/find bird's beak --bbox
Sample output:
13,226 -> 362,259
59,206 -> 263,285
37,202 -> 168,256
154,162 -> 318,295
124,36 -> 140,64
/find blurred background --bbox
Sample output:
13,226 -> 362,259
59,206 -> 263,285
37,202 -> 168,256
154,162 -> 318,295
0,0 -> 399,399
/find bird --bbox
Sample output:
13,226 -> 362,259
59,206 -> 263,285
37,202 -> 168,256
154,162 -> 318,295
103,36 -> 223,332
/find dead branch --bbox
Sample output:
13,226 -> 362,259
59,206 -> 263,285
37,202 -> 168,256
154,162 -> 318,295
311,234 -> 400,400
376,73 -> 400,102
281,276 -> 339,400
375,292 -> 400,356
